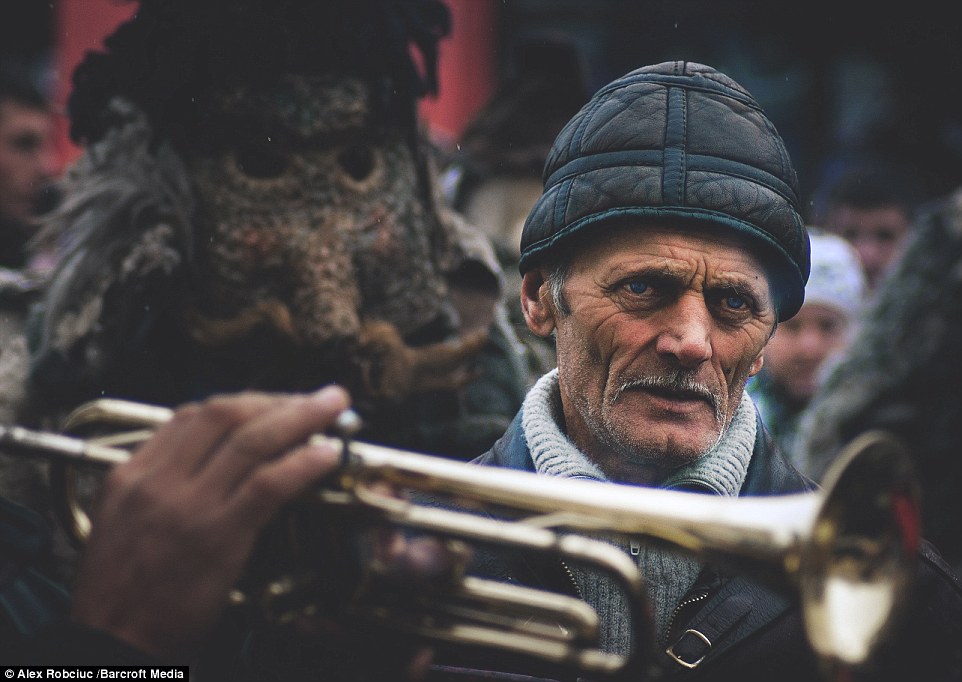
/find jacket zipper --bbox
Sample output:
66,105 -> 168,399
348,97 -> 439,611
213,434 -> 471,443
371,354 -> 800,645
665,588 -> 710,642
560,559 -> 584,600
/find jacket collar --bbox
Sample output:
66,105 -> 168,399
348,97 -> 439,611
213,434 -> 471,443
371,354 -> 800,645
472,406 -> 817,674
478,407 -> 815,496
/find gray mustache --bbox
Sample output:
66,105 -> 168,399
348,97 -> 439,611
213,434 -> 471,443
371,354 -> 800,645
616,372 -> 722,421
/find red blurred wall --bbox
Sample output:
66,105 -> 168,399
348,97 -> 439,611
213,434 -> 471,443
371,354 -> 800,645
419,0 -> 498,148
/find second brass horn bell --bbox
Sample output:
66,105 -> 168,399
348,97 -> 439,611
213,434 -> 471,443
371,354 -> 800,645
0,397 -> 921,680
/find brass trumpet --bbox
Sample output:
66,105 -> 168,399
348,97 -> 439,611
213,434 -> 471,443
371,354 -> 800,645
0,398 -> 920,679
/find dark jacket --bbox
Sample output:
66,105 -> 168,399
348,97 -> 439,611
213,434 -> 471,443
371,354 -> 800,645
0,496 -> 158,666
429,410 -> 962,682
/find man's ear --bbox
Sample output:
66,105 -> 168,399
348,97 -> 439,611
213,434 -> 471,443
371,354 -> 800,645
749,353 -> 764,377
520,270 -> 557,338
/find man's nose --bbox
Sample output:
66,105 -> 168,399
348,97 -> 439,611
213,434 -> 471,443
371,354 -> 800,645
850,238 -> 883,274
37,146 -> 60,181
797,326 -> 831,362
654,295 -> 712,367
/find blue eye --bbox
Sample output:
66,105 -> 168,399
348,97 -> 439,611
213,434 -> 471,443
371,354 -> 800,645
725,294 -> 747,310
627,280 -> 649,295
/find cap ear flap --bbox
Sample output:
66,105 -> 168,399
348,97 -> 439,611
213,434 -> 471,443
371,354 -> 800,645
520,269 -> 558,337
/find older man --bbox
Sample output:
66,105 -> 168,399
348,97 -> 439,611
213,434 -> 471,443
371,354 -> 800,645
446,62 -> 962,681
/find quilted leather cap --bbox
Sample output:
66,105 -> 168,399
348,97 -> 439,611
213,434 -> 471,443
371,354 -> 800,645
519,61 -> 810,320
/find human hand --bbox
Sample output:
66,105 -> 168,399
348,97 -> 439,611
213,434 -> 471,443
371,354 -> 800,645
70,386 -> 351,660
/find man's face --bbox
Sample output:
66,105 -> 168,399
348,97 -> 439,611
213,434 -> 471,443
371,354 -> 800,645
762,303 -> 850,405
523,226 -> 775,483
0,100 -> 56,226
827,205 -> 911,290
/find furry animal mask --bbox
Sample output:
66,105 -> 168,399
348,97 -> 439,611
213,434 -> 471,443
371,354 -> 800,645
27,0 -> 515,453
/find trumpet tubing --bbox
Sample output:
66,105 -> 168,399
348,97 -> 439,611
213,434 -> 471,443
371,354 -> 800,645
0,398 -> 921,677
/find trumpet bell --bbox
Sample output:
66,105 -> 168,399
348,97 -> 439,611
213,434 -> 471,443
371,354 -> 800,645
803,430 -> 920,669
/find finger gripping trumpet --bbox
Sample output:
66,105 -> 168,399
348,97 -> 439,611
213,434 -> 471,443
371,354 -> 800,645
0,398 -> 921,679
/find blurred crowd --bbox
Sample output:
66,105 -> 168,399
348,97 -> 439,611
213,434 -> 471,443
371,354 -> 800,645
0,72 -> 59,429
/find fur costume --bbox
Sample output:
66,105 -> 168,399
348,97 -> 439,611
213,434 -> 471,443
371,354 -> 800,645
796,187 -> 962,570
19,0 -> 527,456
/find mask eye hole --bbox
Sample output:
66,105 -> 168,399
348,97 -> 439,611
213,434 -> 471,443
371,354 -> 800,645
337,143 -> 375,182
235,145 -> 288,179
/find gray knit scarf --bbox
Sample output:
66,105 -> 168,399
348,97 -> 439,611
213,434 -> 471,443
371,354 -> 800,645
520,369 -> 756,651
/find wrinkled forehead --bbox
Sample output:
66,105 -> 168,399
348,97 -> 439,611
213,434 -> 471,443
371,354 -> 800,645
212,74 -> 372,139
573,222 -> 778,282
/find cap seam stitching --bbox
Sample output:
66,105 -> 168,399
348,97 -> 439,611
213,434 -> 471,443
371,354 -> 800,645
542,159 -> 798,209
525,207 -> 802,263
560,177 -> 574,234
589,75 -> 760,112
568,95 -> 605,163
678,87 -> 688,205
